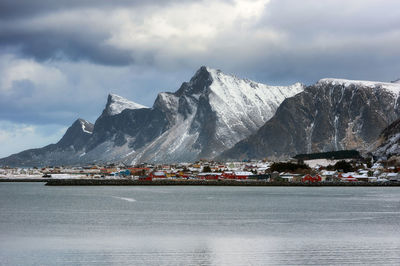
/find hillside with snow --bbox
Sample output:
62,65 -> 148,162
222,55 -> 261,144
220,78 -> 400,160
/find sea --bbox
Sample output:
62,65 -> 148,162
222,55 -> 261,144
0,183 -> 399,265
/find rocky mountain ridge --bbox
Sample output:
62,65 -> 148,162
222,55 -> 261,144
219,78 -> 400,160
0,66 -> 303,166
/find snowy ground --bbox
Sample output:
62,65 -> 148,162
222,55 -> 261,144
0,174 -> 89,179
304,159 -> 341,168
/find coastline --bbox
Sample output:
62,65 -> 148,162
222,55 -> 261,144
0,178 -> 52,182
41,179 -> 400,186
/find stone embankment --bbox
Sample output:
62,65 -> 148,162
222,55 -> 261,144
0,178 -> 52,182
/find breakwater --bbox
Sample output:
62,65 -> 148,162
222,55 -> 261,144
0,178 -> 52,182
45,179 -> 400,186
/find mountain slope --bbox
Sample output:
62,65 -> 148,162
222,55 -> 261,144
123,67 -> 304,163
370,118 -> 400,160
0,119 -> 94,167
219,78 -> 400,160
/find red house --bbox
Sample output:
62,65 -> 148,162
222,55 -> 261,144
302,174 -> 322,183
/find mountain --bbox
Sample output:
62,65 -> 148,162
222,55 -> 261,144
0,66 -> 303,166
81,66 -> 303,164
0,119 -> 94,166
219,78 -> 400,160
370,118 -> 400,160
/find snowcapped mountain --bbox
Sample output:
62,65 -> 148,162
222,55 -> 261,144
219,78 -> 400,160
83,66 -> 303,164
122,67 -> 304,163
0,66 -> 303,166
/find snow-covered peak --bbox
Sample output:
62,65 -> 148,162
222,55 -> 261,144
317,78 -> 400,96
208,67 -> 304,103
392,78 -> 400,84
106,93 -> 148,116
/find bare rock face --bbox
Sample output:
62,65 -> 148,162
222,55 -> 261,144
370,118 -> 400,160
0,67 -> 303,166
219,79 -> 400,160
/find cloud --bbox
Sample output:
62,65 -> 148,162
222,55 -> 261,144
0,53 -> 194,125
1,0 -> 399,82
0,0 -> 272,66
1,0 -> 400,156
0,120 -> 67,158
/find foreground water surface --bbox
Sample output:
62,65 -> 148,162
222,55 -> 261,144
0,183 -> 399,265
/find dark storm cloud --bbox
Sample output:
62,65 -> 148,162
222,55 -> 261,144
1,0 -> 400,157
0,0 -> 202,65
0,0 -> 198,19
1,28 -> 134,66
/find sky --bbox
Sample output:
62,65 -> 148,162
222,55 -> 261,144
0,0 -> 400,157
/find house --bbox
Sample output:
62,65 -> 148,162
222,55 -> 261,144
302,174 -> 322,183
320,170 -> 338,181
279,173 -> 301,182
339,173 -> 358,182
197,173 -> 222,180
139,176 -> 152,181
221,171 -> 236,179
234,171 -> 254,179
248,174 -> 271,181
149,171 -> 167,179
386,172 -> 400,181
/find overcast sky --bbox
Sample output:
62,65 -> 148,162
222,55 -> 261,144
1,0 -> 400,157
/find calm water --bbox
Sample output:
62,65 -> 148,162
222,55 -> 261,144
0,183 -> 400,265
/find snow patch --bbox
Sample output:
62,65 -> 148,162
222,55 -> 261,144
107,93 -> 148,115
207,67 -> 304,147
80,122 -> 92,134
318,78 -> 400,96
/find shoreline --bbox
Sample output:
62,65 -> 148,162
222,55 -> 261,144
1,178 -> 399,186
41,179 -> 400,186
0,178 -> 52,182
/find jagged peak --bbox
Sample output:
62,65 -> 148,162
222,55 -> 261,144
105,93 -> 148,116
317,78 -> 400,96
175,66 -> 214,96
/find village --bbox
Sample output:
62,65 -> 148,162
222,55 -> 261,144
1,157 -> 399,183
